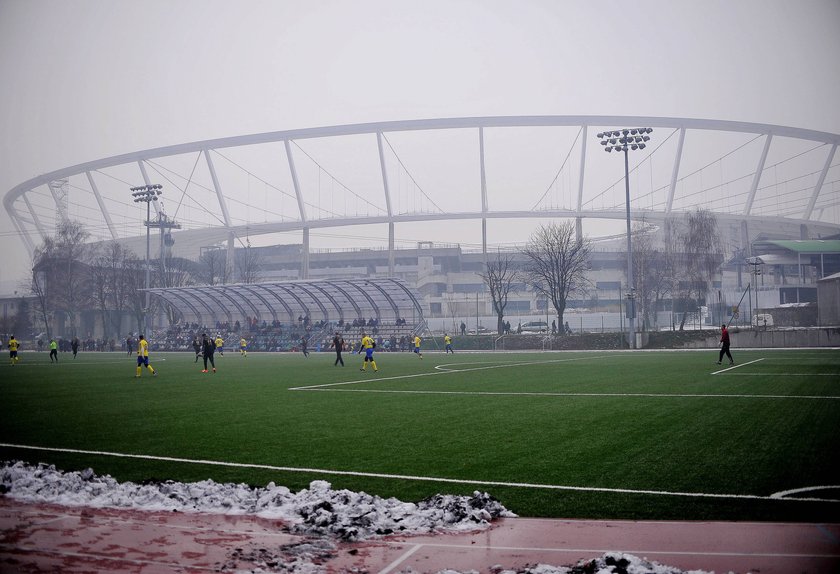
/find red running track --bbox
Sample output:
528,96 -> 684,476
1,497 -> 838,573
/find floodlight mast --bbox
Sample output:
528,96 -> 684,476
596,128 -> 653,349
130,184 -> 163,335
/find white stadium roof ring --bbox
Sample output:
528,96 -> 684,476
4,115 -> 840,260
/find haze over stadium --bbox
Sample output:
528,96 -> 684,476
1,0 -> 839,294
2,3 -> 840,572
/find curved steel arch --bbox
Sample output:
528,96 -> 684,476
384,277 -> 425,320
273,283 -> 312,319
322,280 -> 362,322
149,287 -> 217,326
294,282 -> 331,321
233,284 -> 278,323
344,280 -> 382,321
149,289 -> 205,325
364,280 -> 400,319
206,286 -> 253,324
250,284 -> 296,322
6,115 -> 839,262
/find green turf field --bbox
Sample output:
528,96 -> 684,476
2,347 -> 839,522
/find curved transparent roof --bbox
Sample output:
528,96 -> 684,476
147,278 -> 424,326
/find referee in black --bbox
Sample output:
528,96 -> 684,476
332,332 -> 345,366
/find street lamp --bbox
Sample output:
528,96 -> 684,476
596,128 -> 653,349
131,184 -> 163,335
747,256 -> 762,327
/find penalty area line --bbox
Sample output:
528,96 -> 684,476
290,355 -> 614,391
1,442 -> 837,503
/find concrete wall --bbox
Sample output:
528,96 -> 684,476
818,277 -> 840,326
680,328 -> 840,349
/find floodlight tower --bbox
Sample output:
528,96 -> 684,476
131,184 -> 163,335
596,128 -> 653,349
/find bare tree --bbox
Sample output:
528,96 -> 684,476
197,246 -> 229,286
88,242 -> 142,338
30,266 -> 52,338
628,222 -> 673,331
236,244 -> 263,284
681,208 -> 723,325
479,250 -> 520,335
523,221 -> 591,329
155,256 -> 197,326
124,256 -> 147,334
31,220 -> 93,337
13,296 -> 33,337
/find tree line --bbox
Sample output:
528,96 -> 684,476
481,209 -> 725,335
27,221 -> 263,340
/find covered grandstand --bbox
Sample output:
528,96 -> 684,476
145,277 -> 425,352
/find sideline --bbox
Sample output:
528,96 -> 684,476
1,442 -> 838,503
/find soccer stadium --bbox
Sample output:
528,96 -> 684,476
3,115 -> 840,572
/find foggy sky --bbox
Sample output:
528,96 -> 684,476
2,0 -> 839,292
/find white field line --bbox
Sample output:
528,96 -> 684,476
711,357 -> 840,377
289,355 -> 613,390
290,388 -> 840,400
1,442 -> 838,503
711,358 -> 764,375
720,373 -> 840,376
291,355 -> 839,399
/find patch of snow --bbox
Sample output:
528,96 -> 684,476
1,461 -> 719,574
0,460 -> 512,540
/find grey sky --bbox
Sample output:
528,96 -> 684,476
2,0 -> 839,291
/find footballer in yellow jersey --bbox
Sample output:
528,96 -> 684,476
8,335 -> 20,365
359,332 -> 378,372
135,335 -> 157,378
413,335 -> 423,359
444,334 -> 453,354
239,337 -> 248,357
215,336 -> 224,356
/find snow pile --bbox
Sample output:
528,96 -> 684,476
453,553 -> 717,573
1,461 -> 719,573
0,460 -> 513,540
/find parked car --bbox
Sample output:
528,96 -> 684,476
520,321 -> 548,333
468,326 -> 490,335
